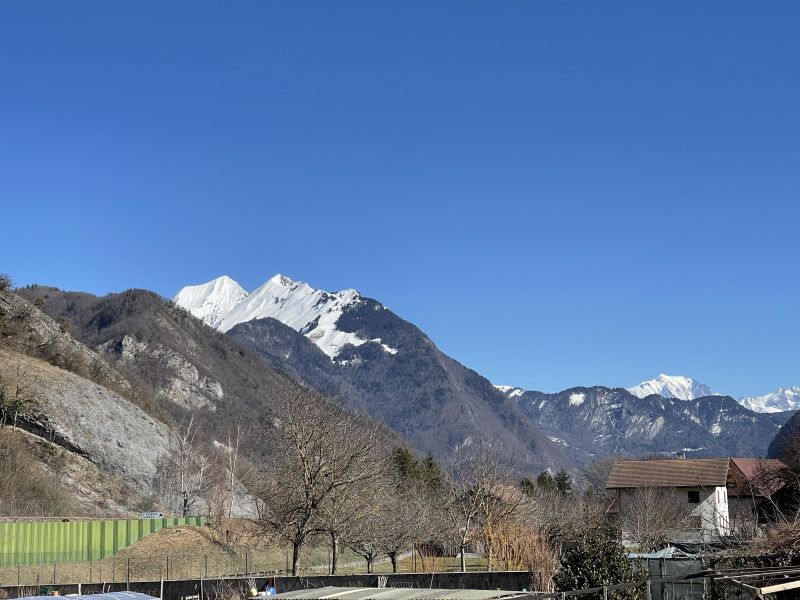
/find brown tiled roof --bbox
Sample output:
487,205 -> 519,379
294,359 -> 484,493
606,457 -> 730,489
729,457 -> 787,497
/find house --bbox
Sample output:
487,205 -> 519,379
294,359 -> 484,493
606,457 -> 789,544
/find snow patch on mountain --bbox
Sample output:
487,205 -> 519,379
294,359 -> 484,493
628,374 -> 718,401
569,392 -> 586,407
739,387 -> 800,414
173,276 -> 248,328
495,385 -> 524,398
175,274 -> 396,359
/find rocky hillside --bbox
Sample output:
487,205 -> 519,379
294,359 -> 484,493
0,287 -> 170,515
500,385 -> 792,466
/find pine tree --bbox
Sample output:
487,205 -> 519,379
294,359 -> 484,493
537,471 -> 556,492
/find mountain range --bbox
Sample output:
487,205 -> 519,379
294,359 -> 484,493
1,271 -> 794,518
173,274 -> 796,467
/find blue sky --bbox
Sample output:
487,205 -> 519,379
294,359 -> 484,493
1,2 -> 798,397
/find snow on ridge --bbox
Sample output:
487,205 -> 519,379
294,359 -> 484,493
627,374 -> 719,401
494,385 -> 525,398
175,274 -> 396,359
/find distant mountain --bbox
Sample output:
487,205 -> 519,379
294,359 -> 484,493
496,385 -> 792,465
627,374 -> 800,415
175,274 -> 575,474
628,374 -> 718,401
740,387 -> 800,414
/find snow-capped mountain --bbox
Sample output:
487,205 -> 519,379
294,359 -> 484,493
175,274 -> 396,359
173,273 -> 574,473
173,275 -> 247,328
627,374 -> 719,401
740,387 -> 800,414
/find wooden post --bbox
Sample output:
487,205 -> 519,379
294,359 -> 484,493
646,579 -> 652,600
53,561 -> 56,584
126,554 -> 131,590
603,586 -> 608,600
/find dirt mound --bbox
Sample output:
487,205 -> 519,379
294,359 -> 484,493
125,525 -> 221,558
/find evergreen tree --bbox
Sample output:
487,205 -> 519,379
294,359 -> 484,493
536,471 -> 556,492
554,469 -> 572,495
520,477 -> 536,496
421,453 -> 443,491
393,447 -> 420,480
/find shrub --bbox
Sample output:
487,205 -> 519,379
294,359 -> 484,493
555,527 -> 646,600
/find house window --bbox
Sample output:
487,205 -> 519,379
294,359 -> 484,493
688,490 -> 700,504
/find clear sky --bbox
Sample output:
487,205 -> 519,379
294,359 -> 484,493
1,2 -> 798,397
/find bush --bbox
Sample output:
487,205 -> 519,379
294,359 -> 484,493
555,527 -> 645,600
0,274 -> 12,293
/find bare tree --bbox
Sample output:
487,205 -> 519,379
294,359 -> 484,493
620,487 -> 688,551
225,423 -> 246,519
207,423 -> 253,548
345,476 -> 434,573
582,457 -> 616,497
251,390 -> 387,576
439,436 -> 522,572
0,361 -> 40,429
156,416 -> 213,516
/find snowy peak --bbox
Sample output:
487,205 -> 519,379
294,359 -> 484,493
173,275 -> 248,328
175,274 -> 395,359
739,387 -> 800,414
216,274 -> 366,358
628,374 -> 718,401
